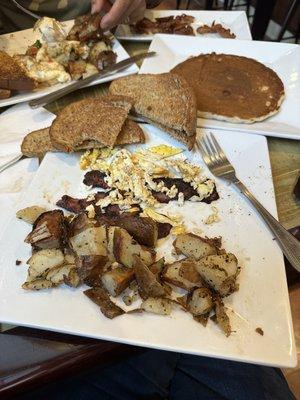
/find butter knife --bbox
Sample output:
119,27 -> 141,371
29,51 -> 156,108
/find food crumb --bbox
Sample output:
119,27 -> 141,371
255,327 -> 264,336
204,206 -> 220,225
15,260 -> 22,265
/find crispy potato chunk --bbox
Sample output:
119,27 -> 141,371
187,288 -> 213,316
22,279 -> 54,290
46,264 -> 74,284
133,255 -> 166,300
141,297 -> 172,315
113,227 -> 155,268
25,210 -> 66,249
101,267 -> 135,296
16,206 -> 47,224
70,226 -> 107,256
118,215 -> 158,247
213,296 -> 231,336
148,257 -> 165,276
161,259 -> 203,291
84,287 -> 125,319
195,253 -> 239,296
174,233 -> 219,260
27,249 -> 65,281
63,267 -> 81,287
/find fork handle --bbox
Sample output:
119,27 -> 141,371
234,180 -> 300,272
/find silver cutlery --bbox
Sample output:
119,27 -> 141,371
197,132 -> 300,272
12,0 -> 40,20
29,51 -> 156,108
0,154 -> 24,174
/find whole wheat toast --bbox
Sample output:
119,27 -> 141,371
49,95 -> 133,152
0,51 -> 35,91
21,118 -> 144,157
73,119 -> 145,149
109,73 -> 197,139
21,128 -> 57,158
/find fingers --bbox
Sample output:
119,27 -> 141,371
91,0 -> 111,15
129,0 -> 146,23
101,0 -> 146,30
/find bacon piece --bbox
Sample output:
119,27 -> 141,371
83,170 -> 109,189
56,192 -> 107,214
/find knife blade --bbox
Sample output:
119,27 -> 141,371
29,51 -> 156,109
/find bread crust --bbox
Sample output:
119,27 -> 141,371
109,73 -> 197,138
49,96 -> 133,152
0,51 -> 35,90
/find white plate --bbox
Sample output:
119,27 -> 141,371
0,21 -> 138,108
115,10 -> 252,41
140,34 -> 300,140
0,125 -> 295,367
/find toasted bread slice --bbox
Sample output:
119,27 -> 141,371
21,118 -> 144,157
73,119 -> 145,150
0,88 -> 11,99
0,51 -> 35,90
109,73 -> 197,138
21,128 -> 57,158
135,115 -> 195,150
49,95 -> 133,152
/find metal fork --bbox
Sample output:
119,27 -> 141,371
197,133 -> 300,272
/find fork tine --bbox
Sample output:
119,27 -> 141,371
203,134 -> 218,164
197,137 -> 212,168
211,134 -> 228,162
205,133 -> 223,164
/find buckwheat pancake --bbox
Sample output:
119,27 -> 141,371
171,53 -> 285,123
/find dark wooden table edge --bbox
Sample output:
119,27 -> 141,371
0,328 -> 141,399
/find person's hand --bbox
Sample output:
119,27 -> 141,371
91,0 -> 146,30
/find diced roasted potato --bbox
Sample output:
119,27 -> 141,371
46,264 -> 74,284
68,213 -> 94,237
63,267 -> 81,287
213,296 -> 231,337
22,279 -> 54,290
70,226 -> 107,256
27,249 -> 65,280
113,227 -> 155,268
25,210 -> 66,249
106,226 -> 116,261
118,215 -> 158,247
76,255 -> 108,286
64,253 -> 76,264
195,253 -> 239,296
173,233 -> 219,260
101,267 -> 135,297
141,297 -> 172,315
148,257 -> 165,276
16,205 -> 47,224
193,314 -> 209,327
187,288 -> 213,316
133,255 -> 166,300
161,259 -> 203,291
84,287 -> 125,319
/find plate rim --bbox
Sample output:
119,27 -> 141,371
115,9 -> 252,42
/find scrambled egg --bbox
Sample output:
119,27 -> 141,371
141,209 -> 187,235
36,41 -> 89,67
80,145 -> 215,210
149,145 -> 183,158
14,55 -> 71,85
204,206 -> 220,225
34,17 -> 66,43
